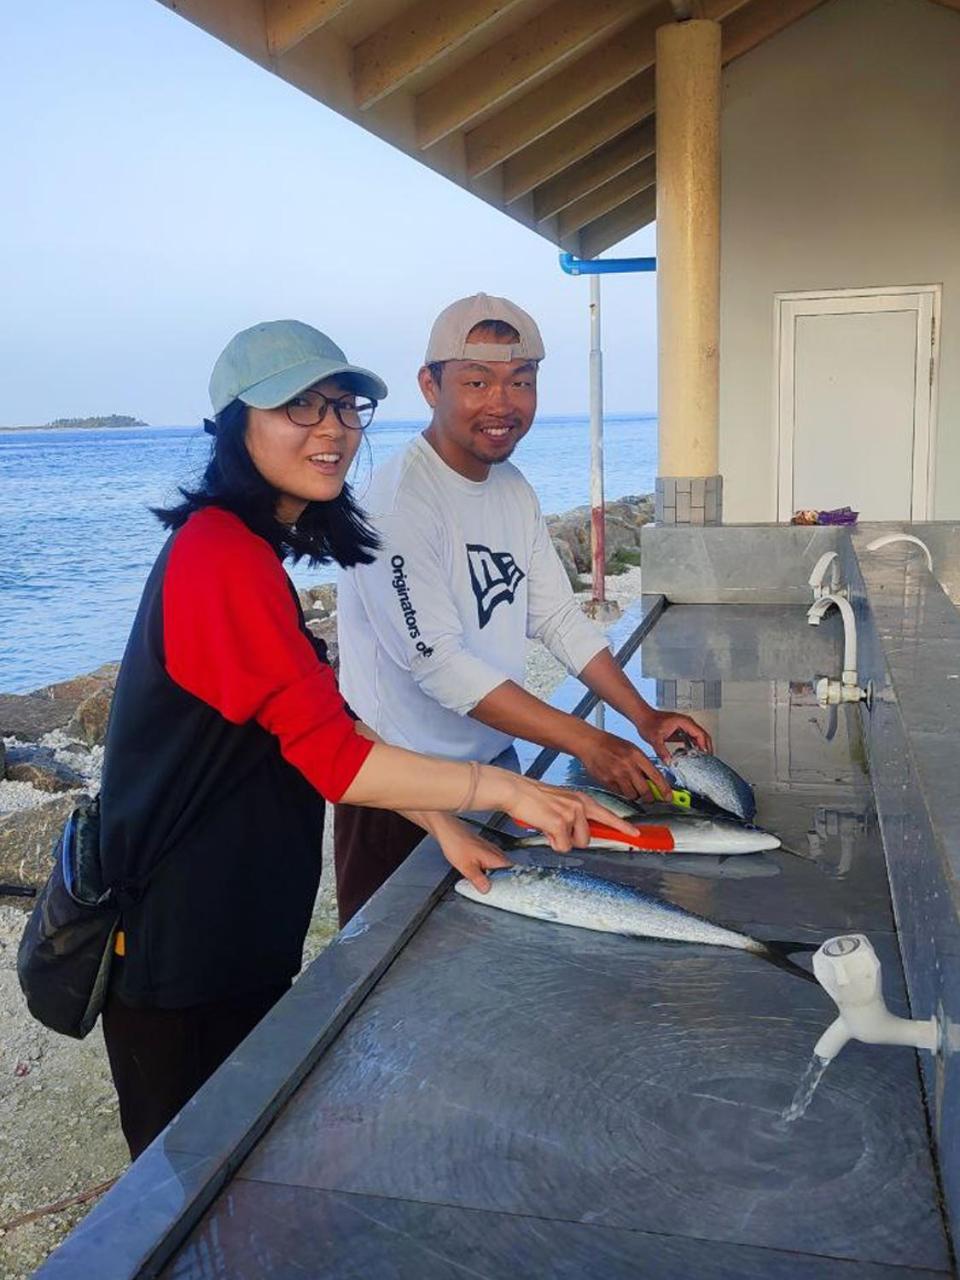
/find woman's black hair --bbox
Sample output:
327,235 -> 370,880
152,399 -> 380,568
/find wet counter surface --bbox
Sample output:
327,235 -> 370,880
151,601 -> 951,1278
18,598 -> 931,1280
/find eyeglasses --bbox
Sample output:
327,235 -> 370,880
285,390 -> 377,431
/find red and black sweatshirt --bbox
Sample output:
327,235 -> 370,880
99,506 -> 374,1008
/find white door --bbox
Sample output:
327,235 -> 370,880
775,286 -> 940,521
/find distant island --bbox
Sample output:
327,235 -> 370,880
0,414 -> 149,433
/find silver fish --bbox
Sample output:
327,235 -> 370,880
514,849 -> 782,880
666,749 -> 757,822
512,816 -> 779,854
578,786 -> 647,820
455,867 -> 813,979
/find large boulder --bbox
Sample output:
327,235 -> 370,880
308,584 -> 337,615
307,617 -> 339,673
4,746 -> 86,794
0,792 -> 88,887
550,536 -> 582,589
0,694 -> 70,742
545,494 -> 654,576
547,513 -> 591,573
66,686 -> 114,747
30,673 -> 109,712
302,582 -> 338,622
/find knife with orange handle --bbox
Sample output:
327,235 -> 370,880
514,817 -> 676,853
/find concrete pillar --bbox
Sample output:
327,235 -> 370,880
655,18 -> 722,526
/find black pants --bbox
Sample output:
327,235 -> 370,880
334,802 -> 423,927
102,979 -> 290,1159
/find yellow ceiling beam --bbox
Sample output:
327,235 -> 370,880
556,155 -> 656,237
465,3 -> 671,178
353,0 -> 527,110
534,118 -> 656,221
500,0 -> 821,205
501,69 -> 655,204
579,188 -> 657,259
265,0 -> 353,57
466,0 -> 759,177
415,0 -> 645,150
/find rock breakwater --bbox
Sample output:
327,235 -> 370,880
0,495 -> 651,894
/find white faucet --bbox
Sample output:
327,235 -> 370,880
807,593 -> 868,703
808,551 -> 845,600
865,533 -> 933,573
812,935 -> 938,1062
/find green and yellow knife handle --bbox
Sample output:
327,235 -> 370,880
649,782 -> 692,809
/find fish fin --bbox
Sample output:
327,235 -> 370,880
758,939 -> 820,985
779,844 -> 818,862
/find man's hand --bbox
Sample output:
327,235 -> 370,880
634,711 -> 714,761
576,728 -> 673,802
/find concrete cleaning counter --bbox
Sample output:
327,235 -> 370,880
36,525 -> 960,1279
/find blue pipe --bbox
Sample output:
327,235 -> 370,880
559,251 -> 656,276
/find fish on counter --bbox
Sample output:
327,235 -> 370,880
513,816 -> 780,855
455,867 -> 814,981
523,849 -> 782,881
521,786 -> 780,853
664,747 -> 757,823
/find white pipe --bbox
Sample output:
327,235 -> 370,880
865,533 -> 933,573
588,274 -> 605,603
807,593 -> 858,682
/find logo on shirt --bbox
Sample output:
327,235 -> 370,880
390,555 -> 433,658
466,544 -> 525,629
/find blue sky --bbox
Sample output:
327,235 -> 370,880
0,0 -> 657,426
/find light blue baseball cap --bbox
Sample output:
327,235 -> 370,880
209,319 -> 388,415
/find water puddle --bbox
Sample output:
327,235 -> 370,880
779,1053 -> 831,1124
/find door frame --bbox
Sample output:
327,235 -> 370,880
773,284 -> 941,521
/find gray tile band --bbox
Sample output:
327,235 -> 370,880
656,474 -> 723,525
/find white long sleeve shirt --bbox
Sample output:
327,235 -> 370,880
337,434 -> 608,762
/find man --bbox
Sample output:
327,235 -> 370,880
335,293 -> 710,924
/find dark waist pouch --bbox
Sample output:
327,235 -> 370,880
17,796 -> 127,1039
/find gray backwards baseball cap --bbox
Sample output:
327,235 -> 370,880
209,320 -> 388,416
424,293 -> 545,364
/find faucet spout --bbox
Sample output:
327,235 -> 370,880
808,551 -> 844,599
812,935 -> 938,1064
814,1016 -> 851,1062
807,592 -> 858,683
865,533 -> 933,573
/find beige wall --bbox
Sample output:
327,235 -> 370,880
719,0 -> 960,522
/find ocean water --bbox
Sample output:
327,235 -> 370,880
0,414 -> 656,693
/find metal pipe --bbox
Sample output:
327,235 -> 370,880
589,274 -> 606,604
559,251 -> 656,276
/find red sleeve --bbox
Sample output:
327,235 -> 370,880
162,508 -> 373,802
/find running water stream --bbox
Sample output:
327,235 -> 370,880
780,1053 -> 831,1124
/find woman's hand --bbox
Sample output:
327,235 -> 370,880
434,819 -> 512,894
500,776 -> 639,854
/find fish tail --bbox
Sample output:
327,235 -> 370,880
757,938 -> 820,985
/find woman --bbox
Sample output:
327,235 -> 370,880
97,319 -> 634,1159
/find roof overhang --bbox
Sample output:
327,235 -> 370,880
155,0 -> 960,256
